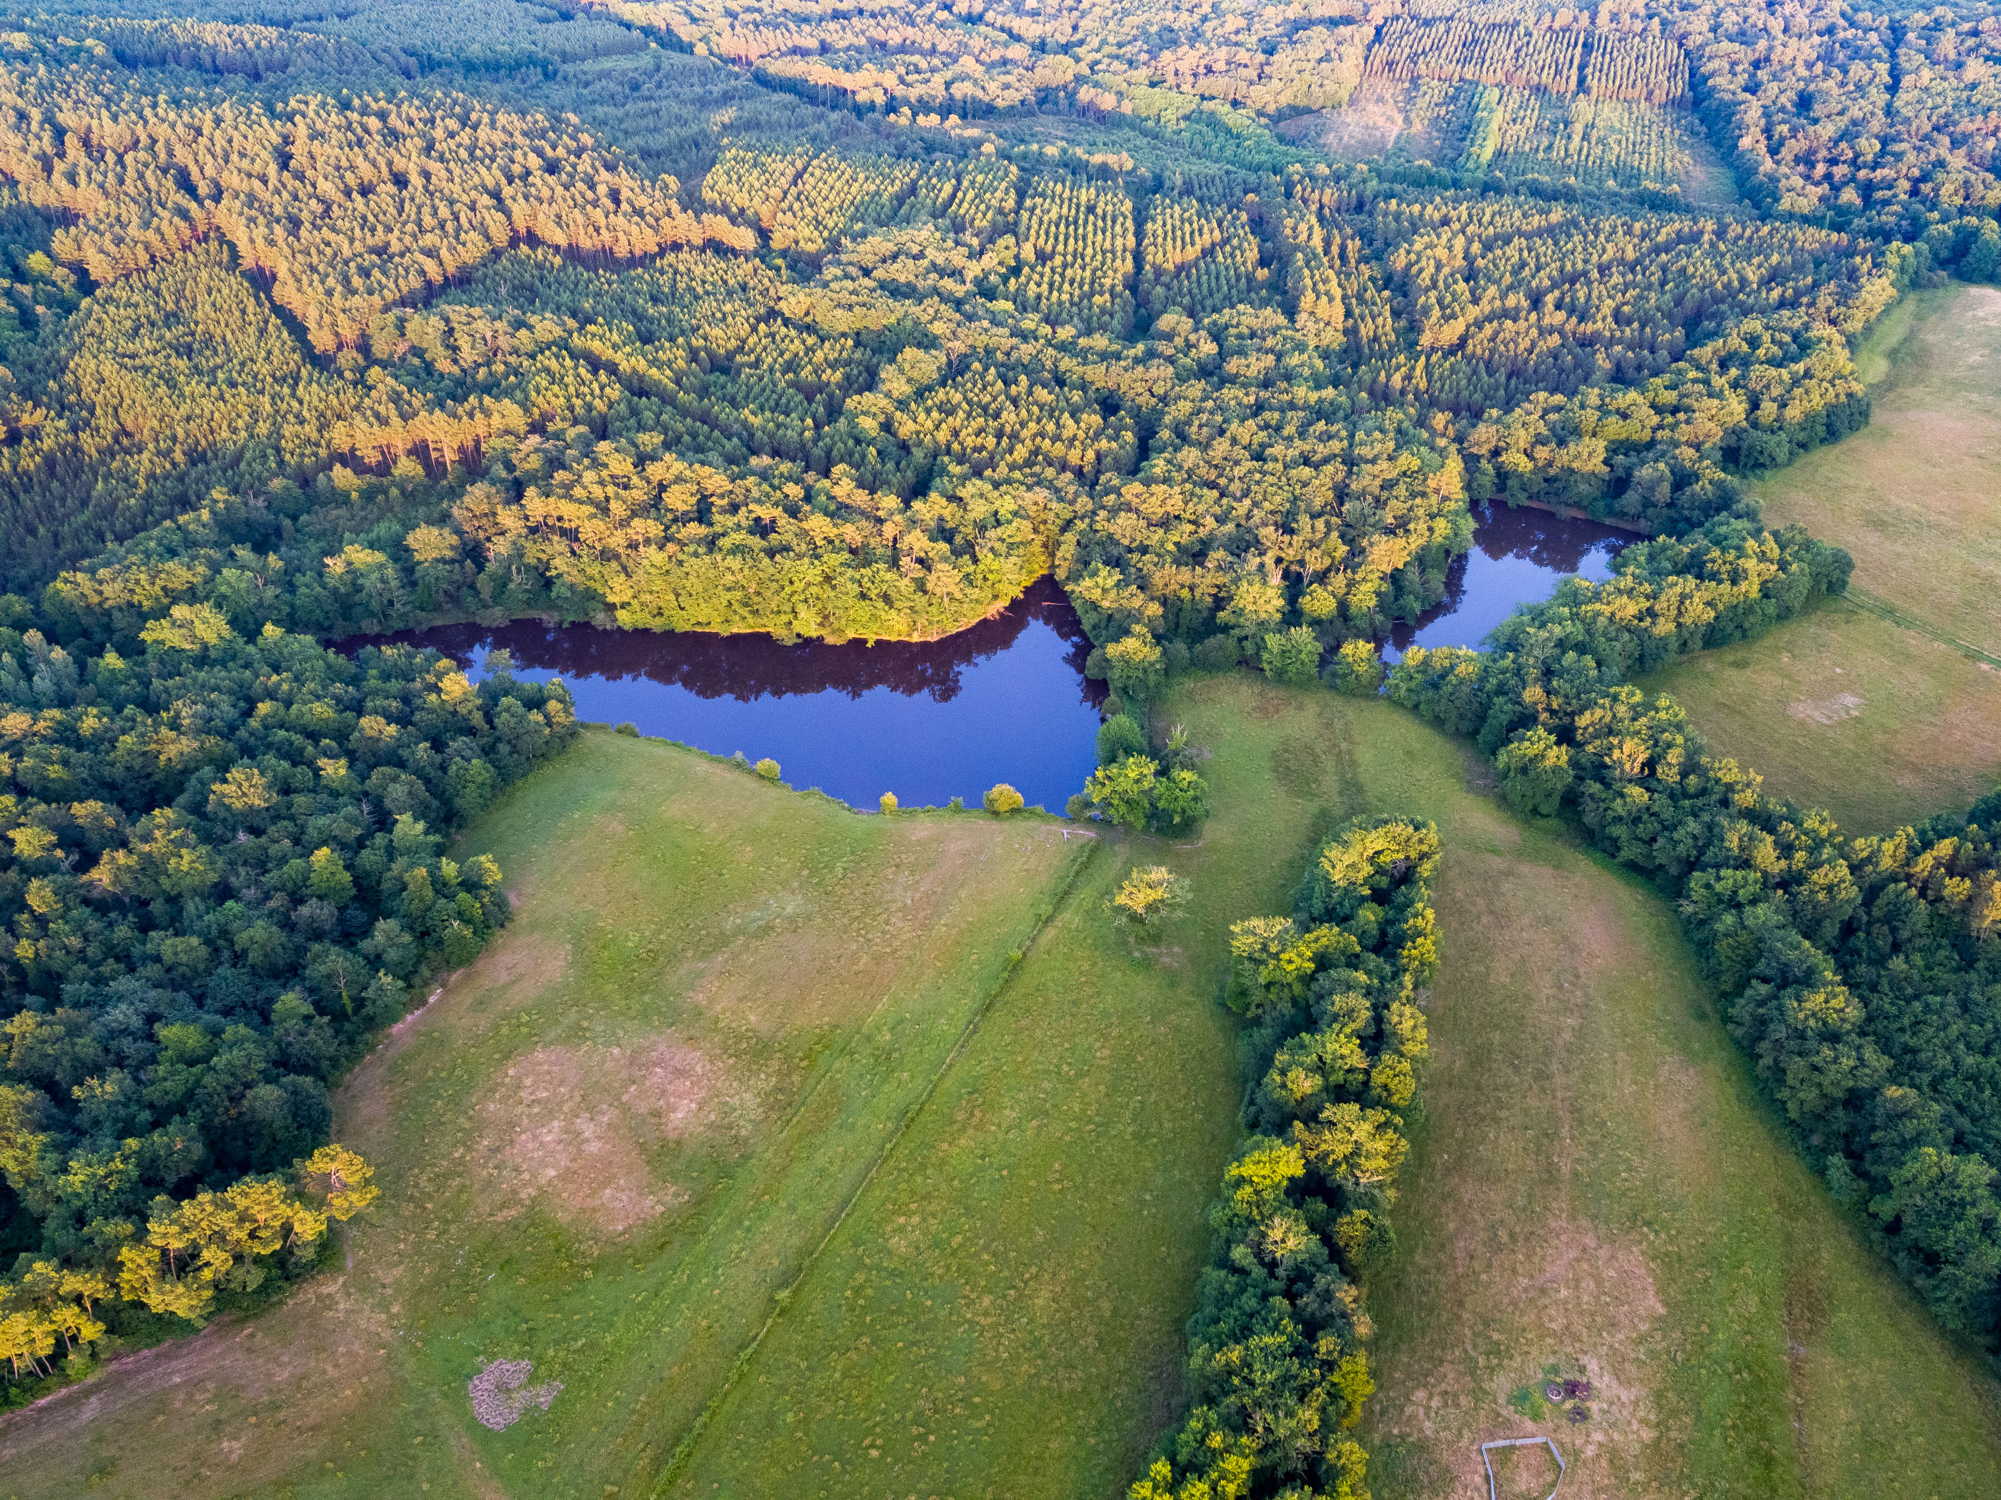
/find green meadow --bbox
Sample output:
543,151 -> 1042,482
5,691 -> 2000,1498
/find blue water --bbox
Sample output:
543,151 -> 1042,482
362,506 -> 1629,810
1385,502 -> 1631,659
367,578 -> 1105,813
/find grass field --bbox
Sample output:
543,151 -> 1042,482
1755,282 -> 2001,659
1651,281 -> 2001,834
5,687 -> 2001,1498
1162,676 -> 2001,1499
0,731 -> 1192,1499
1645,597 -> 2001,832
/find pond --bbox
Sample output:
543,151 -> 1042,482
364,505 -> 1629,812
372,577 -> 1106,813
1385,502 -> 1632,660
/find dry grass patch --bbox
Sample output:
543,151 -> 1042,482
476,1038 -> 760,1236
1755,283 -> 2001,656
1647,599 -> 2001,831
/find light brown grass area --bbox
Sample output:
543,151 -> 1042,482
1646,598 -> 2001,832
1755,284 -> 2001,656
1279,81 -> 1414,160
0,1269 -> 399,1497
477,1039 -> 759,1236
684,818 -> 1023,1031
1370,851 -> 1675,1498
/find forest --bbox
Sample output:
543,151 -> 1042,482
0,0 -> 1998,1496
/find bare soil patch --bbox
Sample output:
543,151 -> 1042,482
476,1037 -> 758,1236
1786,690 -> 1863,725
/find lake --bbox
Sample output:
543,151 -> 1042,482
364,505 -> 1629,811
1386,502 -> 1631,659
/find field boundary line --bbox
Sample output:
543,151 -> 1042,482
649,833 -> 1107,1495
1838,588 -> 2001,669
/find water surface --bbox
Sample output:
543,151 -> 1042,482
365,506 -> 1629,810
1386,502 -> 1632,659
377,578 -> 1105,812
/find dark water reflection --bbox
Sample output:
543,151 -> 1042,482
363,577 -> 1106,812
1385,503 -> 1632,659
359,507 -> 1627,811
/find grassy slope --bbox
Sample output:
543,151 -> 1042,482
1755,282 -> 2001,657
1644,597 -> 2001,833
1158,677 -> 2001,1500
0,731 -> 1109,1498
5,686 -> 2001,1498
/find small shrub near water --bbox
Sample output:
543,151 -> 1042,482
754,757 -> 781,781
985,782 -> 1025,815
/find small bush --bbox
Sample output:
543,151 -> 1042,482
1109,864 -> 1186,926
879,791 -> 899,814
754,757 -> 781,781
985,783 -> 1026,815
614,721 -> 640,736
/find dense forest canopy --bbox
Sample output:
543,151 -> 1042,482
0,2 -> 1998,1494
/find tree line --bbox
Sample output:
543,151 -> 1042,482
1132,817 -> 1441,1500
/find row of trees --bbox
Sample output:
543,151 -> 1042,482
0,29 -> 743,351
1132,818 -> 1441,1500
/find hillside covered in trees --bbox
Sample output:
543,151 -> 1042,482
2,1 -> 2001,1495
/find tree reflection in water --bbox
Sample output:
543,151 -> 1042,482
1386,503 -> 1632,659
355,578 -> 1106,812
354,508 -> 1628,809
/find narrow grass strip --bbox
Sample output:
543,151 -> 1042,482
1841,588 -> 2001,670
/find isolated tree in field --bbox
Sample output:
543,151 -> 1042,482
879,791 -> 898,814
1110,864 -> 1186,927
984,783 -> 1025,815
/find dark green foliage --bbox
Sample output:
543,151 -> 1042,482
1082,754 -> 1208,837
0,617 -> 575,1276
1134,818 -> 1439,1500
1259,626 -> 1324,686
1095,712 -> 1148,766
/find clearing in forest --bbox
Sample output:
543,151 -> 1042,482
1646,597 -> 2001,833
1755,282 -> 2001,659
